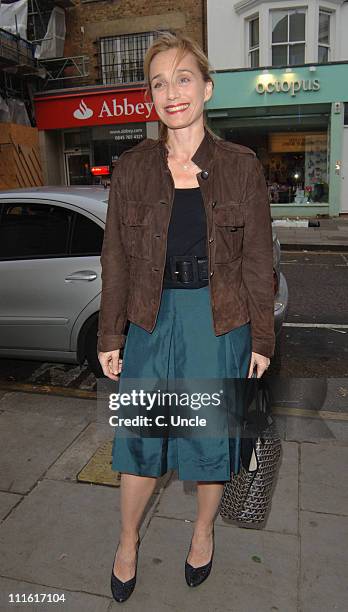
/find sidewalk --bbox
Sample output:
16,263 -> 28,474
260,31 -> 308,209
273,215 -> 348,250
0,384 -> 347,612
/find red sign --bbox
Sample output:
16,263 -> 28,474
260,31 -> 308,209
34,87 -> 159,130
91,166 -> 110,176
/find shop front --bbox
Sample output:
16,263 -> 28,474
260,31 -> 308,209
206,62 -> 348,217
34,86 -> 159,186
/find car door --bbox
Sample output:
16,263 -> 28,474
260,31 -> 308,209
0,199 -> 103,352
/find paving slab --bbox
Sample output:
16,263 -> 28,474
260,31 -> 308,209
111,515 -> 299,612
154,442 -> 299,536
0,577 -> 110,612
0,480 -> 121,596
300,511 -> 348,612
300,442 -> 348,515
0,390 -> 96,420
285,415 -> 348,443
44,422 -> 109,482
0,478 -> 166,599
0,410 -> 89,494
0,492 -> 22,521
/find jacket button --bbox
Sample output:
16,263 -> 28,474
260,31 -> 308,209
209,236 -> 214,243
200,170 -> 209,180
210,270 -> 214,277
212,201 -> 217,208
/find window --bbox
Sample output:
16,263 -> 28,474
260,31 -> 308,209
248,17 -> 259,67
70,213 -> 103,256
344,102 -> 348,126
210,105 -> 330,205
271,8 -> 306,66
0,203 -> 73,259
318,10 -> 331,63
99,31 -> 165,85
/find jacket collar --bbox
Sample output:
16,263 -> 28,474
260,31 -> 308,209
158,126 -> 218,172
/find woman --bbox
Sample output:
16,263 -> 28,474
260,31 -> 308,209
97,32 -> 275,603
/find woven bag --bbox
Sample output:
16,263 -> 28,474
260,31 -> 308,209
219,374 -> 282,527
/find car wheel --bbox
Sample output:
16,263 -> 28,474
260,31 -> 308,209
85,319 -> 104,378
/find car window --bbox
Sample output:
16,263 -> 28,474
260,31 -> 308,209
0,203 -> 72,259
70,213 -> 103,255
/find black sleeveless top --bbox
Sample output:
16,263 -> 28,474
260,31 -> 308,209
163,187 -> 208,289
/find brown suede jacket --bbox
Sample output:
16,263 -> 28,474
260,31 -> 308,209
97,127 -> 275,358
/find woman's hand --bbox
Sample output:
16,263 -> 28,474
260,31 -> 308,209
248,351 -> 270,378
98,349 -> 123,380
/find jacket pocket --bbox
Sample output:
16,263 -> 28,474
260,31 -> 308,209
213,206 -> 245,263
121,202 -> 152,260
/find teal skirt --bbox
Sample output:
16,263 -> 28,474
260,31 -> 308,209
111,285 -> 252,481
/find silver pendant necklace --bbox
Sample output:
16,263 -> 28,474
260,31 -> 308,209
167,149 -> 193,172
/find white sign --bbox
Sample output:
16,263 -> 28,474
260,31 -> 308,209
256,78 -> 320,97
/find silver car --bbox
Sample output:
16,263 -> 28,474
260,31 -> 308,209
0,187 -> 288,376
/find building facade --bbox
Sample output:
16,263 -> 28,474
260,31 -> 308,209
206,0 -> 348,217
34,0 -> 206,186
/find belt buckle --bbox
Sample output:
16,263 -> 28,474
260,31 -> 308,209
170,255 -> 198,284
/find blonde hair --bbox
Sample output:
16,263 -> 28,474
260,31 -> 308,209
143,31 -> 217,142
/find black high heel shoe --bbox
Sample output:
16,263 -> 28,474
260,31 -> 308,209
185,528 -> 215,587
111,537 -> 140,603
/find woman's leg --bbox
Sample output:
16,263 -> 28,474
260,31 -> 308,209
187,481 -> 224,567
113,473 -> 158,581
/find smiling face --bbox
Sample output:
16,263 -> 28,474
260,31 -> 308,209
149,48 -> 213,132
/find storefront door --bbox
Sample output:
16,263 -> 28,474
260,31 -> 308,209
65,152 -> 92,185
341,128 -> 348,213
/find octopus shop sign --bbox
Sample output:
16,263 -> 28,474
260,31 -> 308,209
256,77 -> 320,98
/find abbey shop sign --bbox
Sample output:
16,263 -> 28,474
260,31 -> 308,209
34,87 -> 158,130
256,77 -> 320,97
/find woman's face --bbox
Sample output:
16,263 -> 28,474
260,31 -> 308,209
149,48 -> 213,131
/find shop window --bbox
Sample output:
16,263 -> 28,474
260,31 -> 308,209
98,31 -> 168,85
271,8 -> 306,66
344,103 -> 348,125
70,213 -> 103,256
0,203 -> 72,260
266,132 -> 329,204
248,16 -> 259,68
215,107 -> 330,205
318,10 -> 331,63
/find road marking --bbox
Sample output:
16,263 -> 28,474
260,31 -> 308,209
283,322 -> 348,329
281,261 -> 331,266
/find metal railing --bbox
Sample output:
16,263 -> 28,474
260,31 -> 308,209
0,27 -> 36,70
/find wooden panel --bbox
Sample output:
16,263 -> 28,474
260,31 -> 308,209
0,123 -> 43,189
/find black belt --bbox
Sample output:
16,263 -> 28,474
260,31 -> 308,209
163,255 -> 208,288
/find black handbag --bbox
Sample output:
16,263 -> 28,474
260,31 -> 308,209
219,373 -> 282,527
